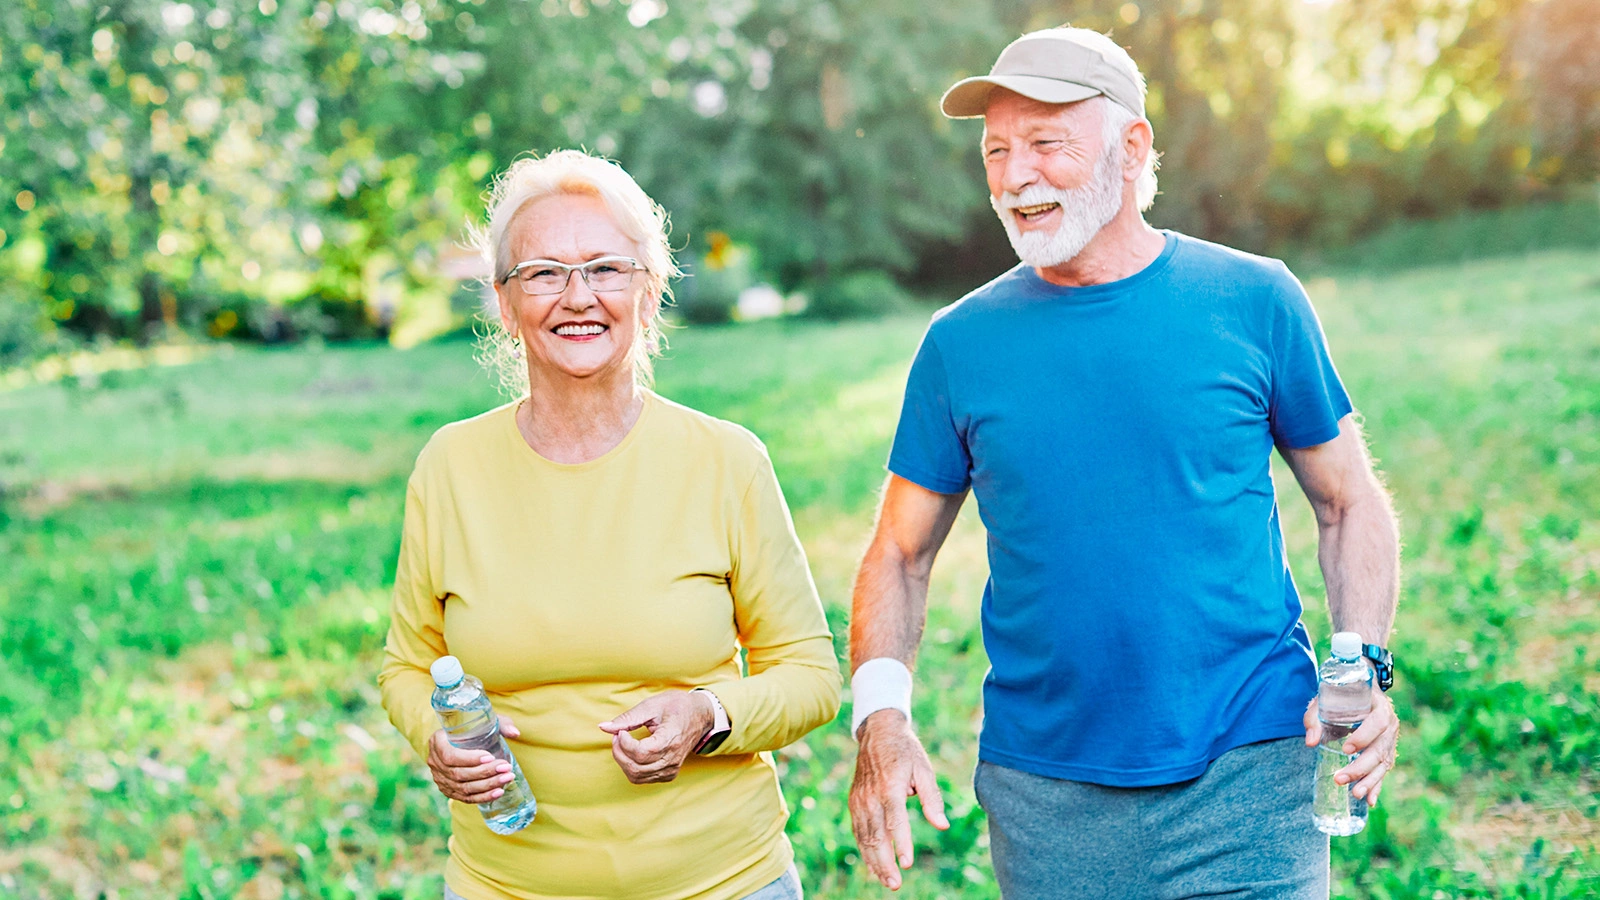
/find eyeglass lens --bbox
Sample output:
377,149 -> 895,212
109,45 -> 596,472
518,259 -> 635,295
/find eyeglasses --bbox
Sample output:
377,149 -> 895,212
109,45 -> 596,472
500,256 -> 643,295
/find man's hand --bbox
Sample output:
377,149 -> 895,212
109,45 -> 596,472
598,690 -> 715,784
1304,686 -> 1399,806
848,710 -> 950,891
426,715 -> 521,804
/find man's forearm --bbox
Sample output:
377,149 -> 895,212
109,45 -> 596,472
849,538 -> 931,671
1317,484 -> 1400,644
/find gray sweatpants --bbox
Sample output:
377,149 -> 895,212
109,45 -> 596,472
975,737 -> 1329,900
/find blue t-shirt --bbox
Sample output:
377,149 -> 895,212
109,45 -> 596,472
889,232 -> 1353,787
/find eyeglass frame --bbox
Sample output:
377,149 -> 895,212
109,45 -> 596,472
498,255 -> 647,295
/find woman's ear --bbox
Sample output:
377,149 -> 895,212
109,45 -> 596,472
639,284 -> 662,324
495,280 -> 519,338
636,286 -> 664,354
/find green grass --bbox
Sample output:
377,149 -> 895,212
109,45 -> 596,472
2,249 -> 1598,898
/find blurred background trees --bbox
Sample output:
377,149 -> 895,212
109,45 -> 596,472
2,0 -> 1596,362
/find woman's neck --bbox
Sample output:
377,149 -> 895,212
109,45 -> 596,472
517,372 -> 645,464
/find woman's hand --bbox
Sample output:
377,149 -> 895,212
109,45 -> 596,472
598,690 -> 715,784
426,715 -> 522,804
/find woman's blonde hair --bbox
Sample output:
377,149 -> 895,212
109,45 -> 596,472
469,150 -> 681,396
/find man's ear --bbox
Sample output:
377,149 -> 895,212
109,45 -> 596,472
1123,118 -> 1154,184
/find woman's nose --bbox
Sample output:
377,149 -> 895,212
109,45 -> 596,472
559,275 -> 597,309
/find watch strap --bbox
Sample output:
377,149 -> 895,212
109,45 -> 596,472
691,688 -> 731,754
1361,643 -> 1395,692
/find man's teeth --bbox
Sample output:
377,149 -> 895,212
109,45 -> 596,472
1014,203 -> 1060,217
555,324 -> 606,336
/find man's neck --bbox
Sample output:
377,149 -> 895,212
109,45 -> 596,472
1033,210 -> 1166,288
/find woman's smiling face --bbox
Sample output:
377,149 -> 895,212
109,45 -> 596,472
496,192 -> 656,384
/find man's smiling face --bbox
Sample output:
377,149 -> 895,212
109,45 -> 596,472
982,91 -> 1126,269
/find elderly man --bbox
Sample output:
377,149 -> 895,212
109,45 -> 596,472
846,27 -> 1401,898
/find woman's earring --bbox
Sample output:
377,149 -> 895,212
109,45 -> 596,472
511,335 -> 524,360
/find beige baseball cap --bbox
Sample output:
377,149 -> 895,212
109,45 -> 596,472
941,28 -> 1146,119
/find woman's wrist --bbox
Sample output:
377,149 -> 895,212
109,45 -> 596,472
691,688 -> 731,753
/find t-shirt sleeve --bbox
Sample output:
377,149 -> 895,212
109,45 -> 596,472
887,332 -> 972,493
1268,266 -> 1353,449
706,447 -> 842,755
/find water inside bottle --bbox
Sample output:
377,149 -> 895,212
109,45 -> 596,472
1313,652 -> 1372,837
1313,721 -> 1368,836
433,676 -> 538,834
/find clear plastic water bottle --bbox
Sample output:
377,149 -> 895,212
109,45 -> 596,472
430,656 -> 537,834
1313,632 -> 1373,836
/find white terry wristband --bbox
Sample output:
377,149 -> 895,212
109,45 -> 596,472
850,657 -> 913,740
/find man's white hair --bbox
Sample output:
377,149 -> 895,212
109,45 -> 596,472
468,150 -> 681,395
1098,97 -> 1160,212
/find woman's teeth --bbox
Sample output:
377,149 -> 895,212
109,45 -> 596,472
554,324 -> 606,336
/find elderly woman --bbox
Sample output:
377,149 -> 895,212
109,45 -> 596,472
378,150 -> 840,900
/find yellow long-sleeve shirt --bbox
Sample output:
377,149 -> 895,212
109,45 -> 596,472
379,393 -> 841,900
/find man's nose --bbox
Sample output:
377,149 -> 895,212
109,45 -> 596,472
999,150 -> 1039,196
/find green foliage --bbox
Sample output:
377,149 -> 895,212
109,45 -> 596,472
1309,0 -> 1600,187
612,0 -> 1004,288
674,242 -> 757,325
5,0 -> 1598,357
1512,0 -> 1600,179
1247,0 -> 1600,257
804,270 -> 915,321
1038,0 -> 1295,246
1259,105 -> 1582,251
0,0 -> 484,348
1293,196 -> 1600,271
0,294 -> 64,369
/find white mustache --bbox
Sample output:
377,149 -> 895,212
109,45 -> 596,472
995,186 -> 1074,210
989,147 -> 1125,268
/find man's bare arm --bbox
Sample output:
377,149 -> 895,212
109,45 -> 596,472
850,474 -> 968,670
1281,414 -> 1400,645
848,474 -> 966,891
1282,413 -> 1402,804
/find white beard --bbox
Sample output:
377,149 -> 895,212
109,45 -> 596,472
991,145 -> 1125,269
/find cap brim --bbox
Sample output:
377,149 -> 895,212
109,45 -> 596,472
939,75 -> 1104,119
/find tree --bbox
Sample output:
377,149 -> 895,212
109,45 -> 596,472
3,0 -> 1594,355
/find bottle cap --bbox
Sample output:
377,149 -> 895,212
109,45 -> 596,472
430,655 -> 465,688
1330,632 -> 1362,660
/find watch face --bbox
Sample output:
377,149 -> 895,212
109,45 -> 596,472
695,728 -> 731,755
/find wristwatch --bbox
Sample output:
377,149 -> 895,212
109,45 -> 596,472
1361,643 -> 1395,692
691,688 -> 732,754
